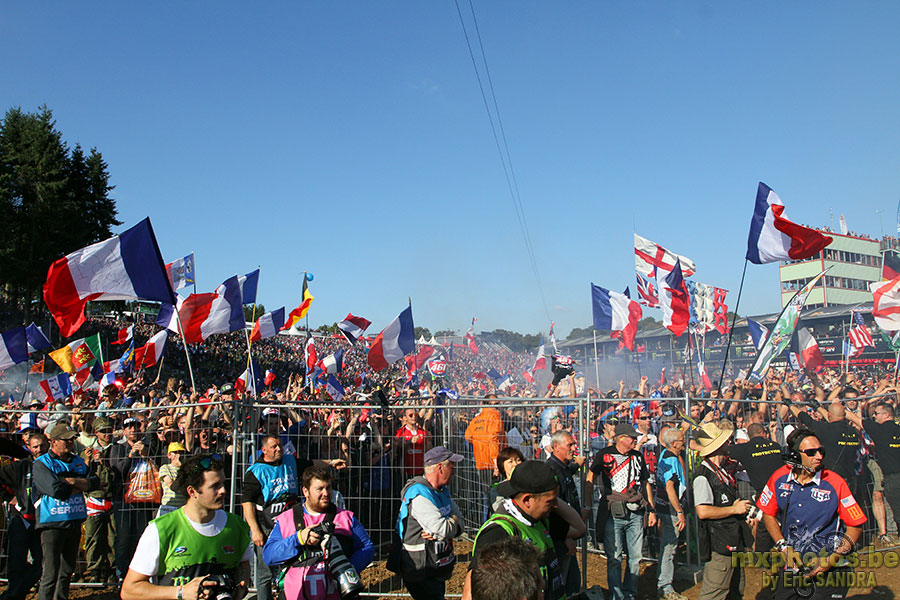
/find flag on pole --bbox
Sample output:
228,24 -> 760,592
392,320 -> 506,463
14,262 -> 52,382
156,296 -> 185,333
217,269 -> 259,305
165,253 -> 196,291
870,274 -> 900,332
635,272 -> 659,308
30,359 -> 45,374
337,313 -> 371,344
882,252 -> 900,281
326,375 -> 345,402
634,233 -> 697,278
839,215 -> 849,236
250,307 -> 285,342
39,373 -> 72,402
532,337 -> 546,371
111,325 -> 134,345
746,182 -> 833,264
285,276 -> 314,329
304,337 -> 318,374
105,339 -> 135,374
367,306 -> 416,372
748,269 -> 827,382
49,334 -> 101,373
591,283 -> 642,351
25,323 -> 52,353
177,276 -> 245,344
264,370 -> 276,387
134,330 -> 168,369
848,312 -> 875,354
658,261 -> 690,337
548,322 -> 559,354
320,348 -> 344,374
464,318 -> 478,355
0,327 -> 29,370
794,326 -> 825,372
747,318 -> 769,350
44,218 -> 175,337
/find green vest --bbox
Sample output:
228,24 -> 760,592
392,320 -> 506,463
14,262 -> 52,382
154,508 -> 250,587
473,510 -> 566,600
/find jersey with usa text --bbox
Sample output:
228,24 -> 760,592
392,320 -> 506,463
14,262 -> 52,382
757,465 -> 866,555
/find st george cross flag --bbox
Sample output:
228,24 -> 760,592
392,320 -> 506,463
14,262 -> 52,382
112,325 -> 134,345
320,348 -> 344,374
368,306 -> 416,372
39,373 -> 72,402
49,334 -> 101,373
0,327 -> 29,370
337,313 -> 371,344
250,307 -> 285,342
657,261 -> 690,337
634,233 -> 696,278
326,375 -> 345,402
870,275 -> 900,332
177,276 -> 245,344
165,253 -> 195,291
748,269 -> 827,383
591,284 -> 642,351
848,312 -> 875,353
746,182 -> 833,264
25,323 -> 52,353
44,218 -> 175,337
217,269 -> 259,305
134,330 -> 168,369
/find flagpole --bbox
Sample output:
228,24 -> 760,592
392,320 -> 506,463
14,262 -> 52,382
303,272 -> 314,395
716,259 -> 748,395
592,330 -> 601,391
156,354 -> 165,383
173,310 -> 197,392
410,298 -> 421,394
687,330 -> 696,391
244,266 -> 261,399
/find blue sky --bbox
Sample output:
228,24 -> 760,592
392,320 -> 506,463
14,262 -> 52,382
3,3 -> 900,338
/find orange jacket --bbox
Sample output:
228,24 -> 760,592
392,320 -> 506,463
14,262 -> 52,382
465,408 -> 507,470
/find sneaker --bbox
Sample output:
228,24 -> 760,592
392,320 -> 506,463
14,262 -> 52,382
661,591 -> 688,600
878,534 -> 897,547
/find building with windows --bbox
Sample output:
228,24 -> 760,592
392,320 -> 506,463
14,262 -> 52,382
779,231 -> 883,308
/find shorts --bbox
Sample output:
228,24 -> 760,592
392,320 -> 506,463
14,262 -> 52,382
869,459 -> 884,493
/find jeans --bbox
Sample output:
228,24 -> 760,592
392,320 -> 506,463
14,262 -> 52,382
1,515 -> 42,600
37,527 -> 81,600
604,510 -> 644,600
657,509 -> 680,595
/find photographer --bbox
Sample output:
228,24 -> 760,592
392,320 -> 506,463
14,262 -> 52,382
263,465 -> 374,600
121,454 -> 252,600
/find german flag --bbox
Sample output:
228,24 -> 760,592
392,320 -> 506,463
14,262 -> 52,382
283,275 -> 314,330
883,252 -> 900,280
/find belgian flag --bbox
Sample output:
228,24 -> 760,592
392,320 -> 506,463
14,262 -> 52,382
284,275 -> 314,329
883,252 -> 900,280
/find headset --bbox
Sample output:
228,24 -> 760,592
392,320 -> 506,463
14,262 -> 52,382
782,427 -> 820,474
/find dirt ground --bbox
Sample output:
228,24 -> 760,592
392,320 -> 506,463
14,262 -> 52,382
13,542 -> 900,600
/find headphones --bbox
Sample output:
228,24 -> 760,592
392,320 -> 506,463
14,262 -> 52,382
782,428 -> 818,473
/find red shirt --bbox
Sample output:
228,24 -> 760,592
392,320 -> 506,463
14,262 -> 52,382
396,425 -> 427,476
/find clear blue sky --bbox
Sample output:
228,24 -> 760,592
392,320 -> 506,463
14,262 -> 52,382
3,3 -> 899,338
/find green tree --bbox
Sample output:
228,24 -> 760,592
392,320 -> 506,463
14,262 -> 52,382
414,327 -> 431,339
434,329 -> 456,337
243,304 -> 267,322
0,106 -> 120,319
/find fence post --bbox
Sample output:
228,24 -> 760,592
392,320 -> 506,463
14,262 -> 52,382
683,393 -> 695,569
580,392 -> 589,589
228,393 -> 241,514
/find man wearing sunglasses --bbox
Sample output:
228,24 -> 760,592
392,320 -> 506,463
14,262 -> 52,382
758,427 -> 866,599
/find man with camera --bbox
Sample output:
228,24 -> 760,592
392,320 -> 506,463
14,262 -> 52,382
262,465 -> 374,600
122,454 -> 252,600
757,427 -> 866,600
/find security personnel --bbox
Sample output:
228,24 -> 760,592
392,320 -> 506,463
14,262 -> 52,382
758,428 -> 866,600
392,446 -> 464,600
472,460 -> 568,600
728,422 -> 784,551
789,397 -> 861,491
33,423 -> 100,600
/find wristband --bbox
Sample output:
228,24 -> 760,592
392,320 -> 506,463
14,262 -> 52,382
774,538 -> 787,551
176,585 -> 184,600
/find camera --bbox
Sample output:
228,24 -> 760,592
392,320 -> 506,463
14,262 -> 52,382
311,520 -> 363,599
201,574 -> 235,600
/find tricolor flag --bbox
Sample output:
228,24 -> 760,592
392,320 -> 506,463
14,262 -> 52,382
177,276 -> 245,344
217,269 -> 259,305
39,373 -> 72,402
320,348 -> 344,374
746,182 -> 833,264
883,252 -> 900,281
105,339 -> 135,374
165,253 -> 196,291
658,261 -> 690,337
285,276 -> 314,330
134,330 -> 168,369
697,360 -> 713,391
367,306 -> 416,372
548,322 -> 559,353
25,323 -> 52,353
73,362 -> 104,391
49,334 -> 101,374
870,275 -> 900,332
304,336 -> 318,374
155,296 -> 184,333
794,326 -> 825,372
251,307 -> 286,342
465,318 -> 478,355
591,283 -> 642,351
532,337 -> 546,371
326,374 -> 345,402
634,233 -> 696,278
112,325 -> 134,345
747,318 -> 769,350
337,313 -> 371,344
264,370 -> 276,387
522,370 -> 534,383
43,218 -> 175,337
0,327 -> 29,370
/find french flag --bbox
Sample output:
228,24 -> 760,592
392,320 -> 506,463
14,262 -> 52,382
250,307 -> 285,342
337,313 -> 371,344
112,325 -> 134,345
0,327 -> 29,370
367,306 -> 416,372
532,337 -> 546,371
320,348 -> 344,374
794,327 -> 825,372
40,373 -> 72,402
746,182 -> 833,264
658,261 -> 690,337
134,330 -> 168,369
25,323 -> 52,353
591,284 -> 642,351
747,318 -> 769,350
264,370 -> 276,387
178,276 -> 245,344
43,218 -> 175,337
326,375 -> 345,402
305,337 -> 318,373
216,269 -> 259,305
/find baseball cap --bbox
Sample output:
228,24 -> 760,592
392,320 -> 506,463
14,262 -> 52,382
614,423 -> 641,438
123,417 -> 141,428
496,460 -> 559,498
47,422 -> 78,440
92,416 -> 113,433
424,446 -> 464,467
168,442 -> 187,453
219,383 -> 235,395
262,407 -> 279,418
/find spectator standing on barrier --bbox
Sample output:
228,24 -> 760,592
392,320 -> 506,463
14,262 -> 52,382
544,429 -> 586,595
466,395 -> 507,520
262,465 -> 374,600
758,427 -> 866,600
80,416 -> 118,583
471,460 -> 568,600
584,422 -> 657,600
0,431 -> 47,600
121,454 -> 252,600
692,422 -> 751,600
33,422 -> 100,600
655,427 -> 688,600
727,421 -> 783,551
391,446 -> 464,600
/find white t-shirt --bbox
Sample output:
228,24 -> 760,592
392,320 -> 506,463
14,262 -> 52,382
129,509 -> 253,578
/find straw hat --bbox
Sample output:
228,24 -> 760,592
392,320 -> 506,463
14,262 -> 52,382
695,422 -> 733,457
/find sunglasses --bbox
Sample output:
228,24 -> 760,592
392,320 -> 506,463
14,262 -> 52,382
800,447 -> 826,457
191,453 -> 223,473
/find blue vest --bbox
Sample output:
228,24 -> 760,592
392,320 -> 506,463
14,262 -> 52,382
36,453 -> 89,524
247,454 -> 299,505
